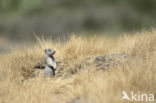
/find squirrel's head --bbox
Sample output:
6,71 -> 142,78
45,48 -> 56,57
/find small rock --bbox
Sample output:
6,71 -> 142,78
94,53 -> 128,70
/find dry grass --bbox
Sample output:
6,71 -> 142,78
0,31 -> 156,103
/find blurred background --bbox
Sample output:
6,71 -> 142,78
0,0 -> 156,52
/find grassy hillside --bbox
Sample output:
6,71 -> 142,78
0,31 -> 156,103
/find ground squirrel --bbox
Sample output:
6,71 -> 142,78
44,48 -> 56,78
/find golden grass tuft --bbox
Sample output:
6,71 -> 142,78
0,31 -> 156,103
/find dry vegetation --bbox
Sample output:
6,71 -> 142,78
0,31 -> 156,103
